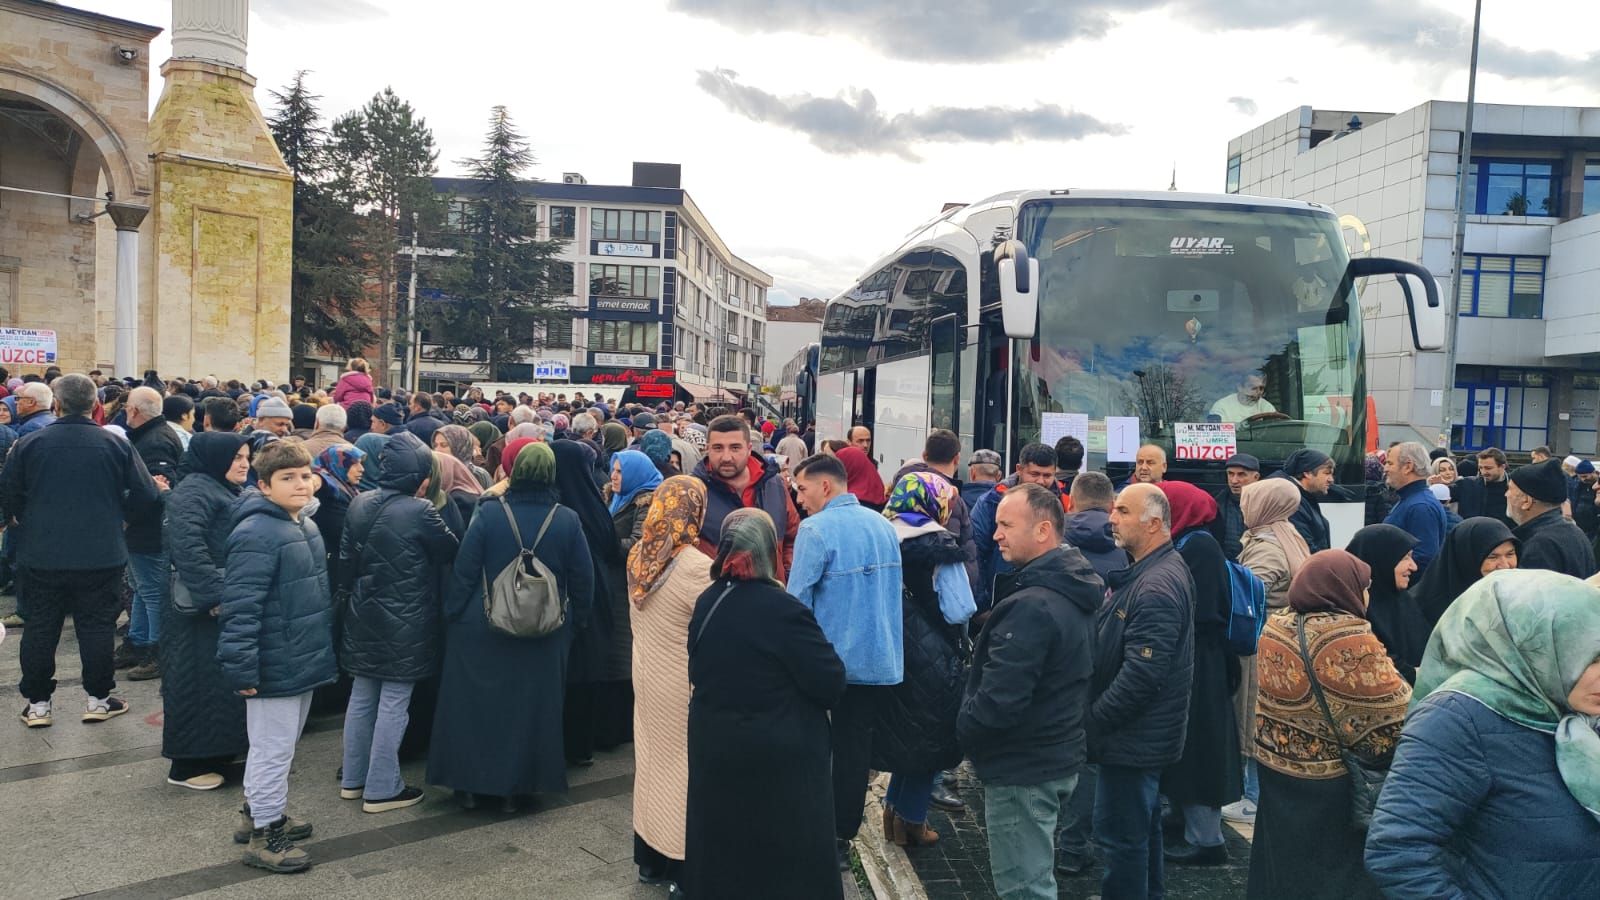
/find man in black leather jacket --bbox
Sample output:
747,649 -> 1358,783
1094,483 -> 1195,900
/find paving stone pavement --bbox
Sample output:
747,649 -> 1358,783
905,767 -> 1253,900
0,598 -> 862,899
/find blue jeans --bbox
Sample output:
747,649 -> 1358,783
985,774 -> 1078,900
1055,763 -> 1098,859
1094,765 -> 1164,900
1242,757 -> 1259,804
885,771 -> 937,824
126,551 -> 168,648
341,676 -> 413,800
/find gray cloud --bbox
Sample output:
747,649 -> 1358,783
671,0 -> 1599,81
696,69 -> 1125,159
254,0 -> 385,24
1228,96 -> 1258,116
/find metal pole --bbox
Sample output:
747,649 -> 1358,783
406,212 -> 420,393
1440,0 -> 1482,450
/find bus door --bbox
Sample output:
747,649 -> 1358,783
976,309 -> 1010,461
929,315 -> 960,437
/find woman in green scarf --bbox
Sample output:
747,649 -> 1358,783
427,440 -> 594,812
1366,568 -> 1600,897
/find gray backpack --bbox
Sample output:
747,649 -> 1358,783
483,497 -> 566,638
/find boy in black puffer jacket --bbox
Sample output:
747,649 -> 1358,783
219,440 -> 337,874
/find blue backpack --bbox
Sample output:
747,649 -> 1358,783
1176,533 -> 1269,656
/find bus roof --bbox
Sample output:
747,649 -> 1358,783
830,189 -> 1339,304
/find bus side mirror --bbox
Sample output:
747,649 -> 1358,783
1347,257 -> 1442,351
996,241 -> 1039,339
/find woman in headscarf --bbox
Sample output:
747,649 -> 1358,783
835,446 -> 886,511
415,451 -> 466,538
311,444 -> 366,587
1246,550 -> 1411,900
640,429 -> 675,479
1366,570 -> 1600,898
610,450 -> 665,554
873,473 -> 975,847
468,421 -> 500,474
432,451 -> 484,532
1408,516 -> 1519,631
434,424 -> 492,489
1229,478 -> 1313,825
1156,480 -> 1242,865
683,509 -> 846,900
627,477 -> 713,890
354,432 -> 389,492
427,443 -> 595,812
549,440 -> 621,767
159,433 -> 252,790
1345,524 -> 1427,685
669,434 -> 700,476
601,421 -> 629,472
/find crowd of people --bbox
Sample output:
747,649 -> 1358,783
1,360 -> 1597,899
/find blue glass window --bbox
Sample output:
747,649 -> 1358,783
1225,155 -> 1241,194
1466,158 -> 1562,216
1584,162 -> 1600,217
1457,254 -> 1544,318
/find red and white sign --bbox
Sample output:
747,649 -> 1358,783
1175,422 -> 1237,461
0,329 -> 57,366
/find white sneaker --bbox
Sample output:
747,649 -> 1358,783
20,701 -> 51,728
1222,798 -> 1257,825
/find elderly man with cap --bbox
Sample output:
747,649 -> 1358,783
1506,458 -> 1597,579
1268,448 -> 1334,552
1568,459 -> 1600,541
628,411 -> 657,446
1210,453 -> 1260,561
251,397 -> 294,438
963,450 -> 1003,512
370,404 -> 404,435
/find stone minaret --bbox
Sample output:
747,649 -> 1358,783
143,0 -> 291,380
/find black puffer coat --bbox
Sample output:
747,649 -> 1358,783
160,457 -> 246,760
1091,541 -> 1195,769
126,414 -> 185,554
337,433 -> 460,682
872,529 -> 968,774
218,493 -> 338,698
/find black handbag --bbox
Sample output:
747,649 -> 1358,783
169,567 -> 207,617
1294,614 -> 1389,831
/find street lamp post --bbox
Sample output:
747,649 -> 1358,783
1439,0 -> 1483,450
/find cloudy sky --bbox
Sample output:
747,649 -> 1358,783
79,0 -> 1600,304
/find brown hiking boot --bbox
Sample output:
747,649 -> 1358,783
891,814 -> 941,847
241,817 -> 311,873
235,805 -> 313,844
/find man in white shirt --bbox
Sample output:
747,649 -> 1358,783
1208,373 -> 1276,423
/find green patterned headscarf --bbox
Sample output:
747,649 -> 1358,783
884,471 -> 955,527
1415,569 -> 1600,823
510,441 -> 556,488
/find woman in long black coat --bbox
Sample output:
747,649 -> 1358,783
1157,481 -> 1242,863
1345,524 -> 1426,684
159,433 -> 251,789
427,441 -> 594,809
551,439 -> 622,765
684,508 -> 846,900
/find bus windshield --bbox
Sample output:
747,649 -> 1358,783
1013,198 -> 1365,477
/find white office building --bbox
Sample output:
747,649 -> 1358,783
1228,102 -> 1600,454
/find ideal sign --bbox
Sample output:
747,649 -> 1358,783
0,329 -> 57,365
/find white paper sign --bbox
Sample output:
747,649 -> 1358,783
0,328 -> 56,365
1040,411 -> 1089,449
1175,422 -> 1238,461
1105,416 -> 1140,462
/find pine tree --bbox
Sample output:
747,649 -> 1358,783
428,106 -> 570,377
329,88 -> 439,387
267,71 -> 373,373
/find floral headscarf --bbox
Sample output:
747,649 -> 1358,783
712,507 -> 782,586
436,424 -> 477,467
626,476 -> 707,607
314,444 -> 366,500
884,471 -> 955,527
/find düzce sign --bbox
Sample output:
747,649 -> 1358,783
0,329 -> 57,365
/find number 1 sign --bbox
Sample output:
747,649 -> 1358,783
1105,417 -> 1140,462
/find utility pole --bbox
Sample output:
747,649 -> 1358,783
405,212 -> 420,393
1440,0 -> 1483,450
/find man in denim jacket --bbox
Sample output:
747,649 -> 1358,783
788,452 -> 903,862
